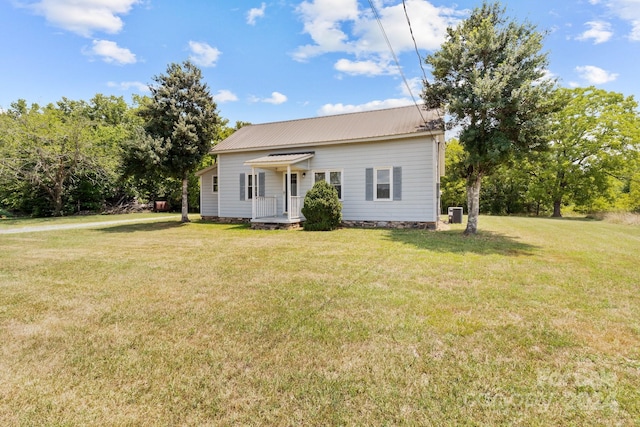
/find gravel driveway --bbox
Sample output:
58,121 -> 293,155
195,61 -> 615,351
0,216 -> 178,235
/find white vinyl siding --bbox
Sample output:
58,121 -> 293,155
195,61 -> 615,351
214,135 -> 438,222
199,167 -> 219,217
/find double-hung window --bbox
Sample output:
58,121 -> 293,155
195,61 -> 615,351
240,172 -> 264,201
212,175 -> 218,193
366,166 -> 401,201
313,170 -> 342,199
374,167 -> 392,201
246,173 -> 257,200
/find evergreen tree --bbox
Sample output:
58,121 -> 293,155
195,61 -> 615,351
139,61 -> 219,222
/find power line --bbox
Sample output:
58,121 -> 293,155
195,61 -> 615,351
401,0 -> 443,125
366,0 -> 426,123
402,0 -> 429,85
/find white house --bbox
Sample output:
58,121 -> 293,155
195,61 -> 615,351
197,105 -> 445,229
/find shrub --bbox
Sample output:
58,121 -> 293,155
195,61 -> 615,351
301,180 -> 342,231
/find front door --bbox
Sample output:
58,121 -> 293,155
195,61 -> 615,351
283,173 -> 298,213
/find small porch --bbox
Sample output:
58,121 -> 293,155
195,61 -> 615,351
244,152 -> 314,228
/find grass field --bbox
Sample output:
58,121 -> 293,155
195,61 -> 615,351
1,214 -> 638,425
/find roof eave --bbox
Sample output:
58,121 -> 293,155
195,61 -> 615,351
194,163 -> 217,176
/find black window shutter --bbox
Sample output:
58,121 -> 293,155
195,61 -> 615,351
239,173 -> 245,201
258,172 -> 265,197
365,168 -> 373,201
393,166 -> 402,201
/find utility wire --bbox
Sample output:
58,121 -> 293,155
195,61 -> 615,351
402,0 -> 429,85
401,0 -> 443,125
367,0 -> 426,123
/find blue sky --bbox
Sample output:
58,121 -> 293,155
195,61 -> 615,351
1,0 -> 639,126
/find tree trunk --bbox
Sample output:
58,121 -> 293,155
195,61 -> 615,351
181,173 -> 190,223
552,199 -> 562,218
53,190 -> 64,217
464,172 -> 482,235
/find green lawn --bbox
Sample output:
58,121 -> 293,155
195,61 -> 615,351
1,216 -> 638,426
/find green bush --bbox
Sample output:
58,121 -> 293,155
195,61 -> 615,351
301,180 -> 342,231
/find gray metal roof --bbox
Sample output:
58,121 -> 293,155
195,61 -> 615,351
244,153 -> 314,168
211,105 -> 443,153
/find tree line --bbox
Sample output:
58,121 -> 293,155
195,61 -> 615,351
0,61 -> 247,220
425,1 -> 639,233
439,86 -> 640,218
2,2 -> 639,229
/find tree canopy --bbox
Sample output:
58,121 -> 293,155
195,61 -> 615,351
0,96 -> 131,216
544,87 -> 640,217
137,60 -> 220,222
423,1 -> 556,234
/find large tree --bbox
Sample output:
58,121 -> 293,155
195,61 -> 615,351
423,1 -> 556,234
139,61 -> 219,222
544,87 -> 640,217
0,96 -> 133,216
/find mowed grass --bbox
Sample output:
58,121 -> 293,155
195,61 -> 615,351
0,216 -> 638,426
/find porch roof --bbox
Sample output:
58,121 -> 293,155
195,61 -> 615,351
244,152 -> 314,169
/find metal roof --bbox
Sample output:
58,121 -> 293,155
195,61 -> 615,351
211,105 -> 443,153
244,153 -> 315,168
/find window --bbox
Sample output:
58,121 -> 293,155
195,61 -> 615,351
366,167 -> 401,201
240,172 -> 264,201
246,173 -> 257,200
313,170 -> 342,199
374,167 -> 391,200
212,175 -> 218,193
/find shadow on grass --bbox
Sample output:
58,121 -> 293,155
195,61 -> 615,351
192,220 -> 251,230
387,229 -> 539,256
98,221 -> 185,233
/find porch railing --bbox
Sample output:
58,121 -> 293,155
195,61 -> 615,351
290,196 -> 303,219
255,196 -> 277,219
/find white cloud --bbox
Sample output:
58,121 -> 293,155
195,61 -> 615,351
107,81 -> 149,92
292,0 -> 359,61
247,3 -> 266,25
318,98 -> 415,116
250,92 -> 288,105
292,0 -> 464,77
88,39 -> 136,64
602,0 -> 640,40
28,0 -> 140,37
213,90 -> 238,103
292,0 -> 468,76
188,41 -> 221,67
575,65 -> 619,84
577,21 -> 613,44
264,92 -> 288,104
334,58 -> 397,76
631,21 -> 640,40
352,0 -> 464,55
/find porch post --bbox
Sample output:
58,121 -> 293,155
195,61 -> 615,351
251,166 -> 256,220
286,165 -> 292,221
